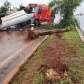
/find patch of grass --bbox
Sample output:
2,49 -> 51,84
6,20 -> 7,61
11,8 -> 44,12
32,72 -> 44,84
63,29 -> 84,57
9,35 -> 55,84
63,30 -> 84,84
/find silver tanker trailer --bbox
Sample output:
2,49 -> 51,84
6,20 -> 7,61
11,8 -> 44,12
0,6 -> 38,30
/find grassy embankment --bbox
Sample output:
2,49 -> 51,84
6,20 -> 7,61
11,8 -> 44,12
63,30 -> 84,84
10,28 -> 84,84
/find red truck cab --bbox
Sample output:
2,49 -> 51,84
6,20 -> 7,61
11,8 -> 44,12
28,4 -> 52,26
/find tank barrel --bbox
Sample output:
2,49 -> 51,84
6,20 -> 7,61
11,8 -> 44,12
0,9 -> 34,29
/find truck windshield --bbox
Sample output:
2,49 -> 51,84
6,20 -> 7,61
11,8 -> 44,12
24,6 -> 39,14
32,7 -> 39,13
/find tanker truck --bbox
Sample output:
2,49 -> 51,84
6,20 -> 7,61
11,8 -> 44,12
0,4 -> 51,30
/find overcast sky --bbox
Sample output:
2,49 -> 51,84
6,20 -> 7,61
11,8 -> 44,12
0,0 -> 51,7
74,1 -> 84,15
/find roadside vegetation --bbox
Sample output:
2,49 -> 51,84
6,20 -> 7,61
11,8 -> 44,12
32,29 -> 84,84
0,0 -> 11,16
49,0 -> 81,28
63,30 -> 84,84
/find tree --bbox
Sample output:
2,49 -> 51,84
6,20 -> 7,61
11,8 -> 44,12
49,0 -> 62,22
18,5 -> 25,11
0,0 -> 11,16
4,0 -> 11,9
49,0 -> 81,27
0,6 -> 7,15
61,0 -> 81,26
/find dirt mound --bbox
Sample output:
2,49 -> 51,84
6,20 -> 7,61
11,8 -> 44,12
43,38 -> 68,74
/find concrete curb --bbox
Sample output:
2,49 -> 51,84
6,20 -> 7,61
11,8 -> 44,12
0,35 -> 48,84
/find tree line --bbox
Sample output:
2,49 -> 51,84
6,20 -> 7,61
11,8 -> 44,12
49,0 -> 81,27
0,0 -> 11,17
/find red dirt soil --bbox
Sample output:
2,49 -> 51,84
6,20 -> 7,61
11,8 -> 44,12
43,36 -> 68,74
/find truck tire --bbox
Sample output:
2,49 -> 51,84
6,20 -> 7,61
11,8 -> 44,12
0,18 -> 2,24
26,20 -> 31,25
34,19 -> 40,26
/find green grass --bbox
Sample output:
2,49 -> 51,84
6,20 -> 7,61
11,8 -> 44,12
63,30 -> 84,58
63,30 -> 84,84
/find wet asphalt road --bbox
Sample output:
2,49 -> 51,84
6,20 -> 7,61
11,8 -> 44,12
0,31 -> 28,62
0,30 -> 47,84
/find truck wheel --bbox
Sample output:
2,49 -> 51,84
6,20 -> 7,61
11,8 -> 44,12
34,20 -> 40,26
0,18 -> 2,24
7,27 -> 11,31
26,20 -> 31,25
